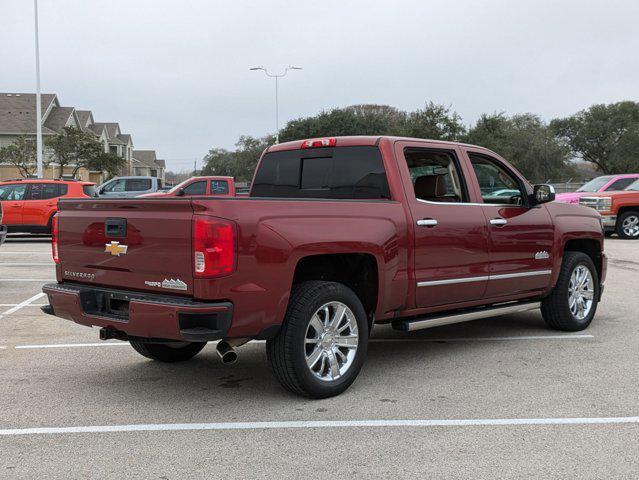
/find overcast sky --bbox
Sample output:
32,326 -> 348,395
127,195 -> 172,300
2,0 -> 638,171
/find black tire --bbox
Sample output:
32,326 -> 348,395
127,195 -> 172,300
266,281 -> 369,398
541,251 -> 599,331
616,211 -> 639,239
46,212 -> 57,235
129,341 -> 207,362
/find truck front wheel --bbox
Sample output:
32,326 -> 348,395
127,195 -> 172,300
616,211 -> 639,239
129,341 -> 207,362
267,281 -> 369,398
541,251 -> 599,331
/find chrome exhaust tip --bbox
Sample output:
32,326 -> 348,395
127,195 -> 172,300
216,340 -> 238,364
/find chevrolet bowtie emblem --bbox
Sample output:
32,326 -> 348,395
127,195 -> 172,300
104,241 -> 128,256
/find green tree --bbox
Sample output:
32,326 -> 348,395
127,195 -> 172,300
0,136 -> 42,178
465,113 -> 574,181
45,126 -> 109,178
551,101 -> 639,174
201,135 -> 274,182
279,104 -> 404,142
398,102 -> 466,140
279,102 -> 465,143
88,151 -> 127,179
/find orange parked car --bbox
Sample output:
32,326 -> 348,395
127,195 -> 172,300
0,179 -> 96,234
579,179 -> 639,239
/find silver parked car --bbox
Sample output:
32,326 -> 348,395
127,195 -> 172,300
97,176 -> 163,198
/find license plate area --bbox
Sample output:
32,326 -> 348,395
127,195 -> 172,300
80,290 -> 131,321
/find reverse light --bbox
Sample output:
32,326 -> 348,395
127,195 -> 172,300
301,138 -> 336,149
51,214 -> 60,264
192,216 -> 236,278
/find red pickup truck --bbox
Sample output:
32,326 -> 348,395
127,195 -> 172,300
42,136 -> 607,398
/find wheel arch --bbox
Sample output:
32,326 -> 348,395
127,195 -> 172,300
563,238 -> 603,280
291,253 -> 380,330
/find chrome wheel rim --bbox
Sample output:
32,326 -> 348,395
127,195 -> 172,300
622,215 -> 639,237
568,265 -> 594,320
305,301 -> 359,382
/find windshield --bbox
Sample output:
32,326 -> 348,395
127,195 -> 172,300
627,179 -> 639,191
577,176 -> 612,192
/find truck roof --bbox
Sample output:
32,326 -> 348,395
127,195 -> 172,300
267,135 -> 489,153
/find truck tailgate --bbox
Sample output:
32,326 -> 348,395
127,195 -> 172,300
57,199 -> 195,295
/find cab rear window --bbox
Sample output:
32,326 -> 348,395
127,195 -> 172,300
251,146 -> 390,199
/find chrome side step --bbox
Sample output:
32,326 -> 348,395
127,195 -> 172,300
393,301 -> 541,332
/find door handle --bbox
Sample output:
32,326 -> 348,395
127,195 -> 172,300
490,218 -> 508,226
417,218 -> 438,227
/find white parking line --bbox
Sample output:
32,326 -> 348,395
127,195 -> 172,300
0,293 -> 46,319
0,304 -> 46,307
0,279 -> 55,282
1,416 -> 637,436
0,252 -> 51,254
15,342 -> 129,349
0,263 -> 52,266
10,335 -> 593,350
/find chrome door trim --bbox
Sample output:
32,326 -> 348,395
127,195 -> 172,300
417,270 -> 551,287
490,270 -> 552,280
417,275 -> 489,287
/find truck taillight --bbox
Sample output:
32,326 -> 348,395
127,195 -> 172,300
192,216 -> 236,278
301,138 -> 336,149
51,214 -> 60,264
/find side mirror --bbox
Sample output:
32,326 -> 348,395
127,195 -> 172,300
533,184 -> 555,205
175,188 -> 185,197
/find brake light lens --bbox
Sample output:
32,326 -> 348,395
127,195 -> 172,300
192,216 -> 236,277
51,214 -> 60,264
301,138 -> 336,149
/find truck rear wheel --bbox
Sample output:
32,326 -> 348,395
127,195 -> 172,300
129,341 -> 207,362
266,281 -> 369,398
541,251 -> 599,331
616,211 -> 639,239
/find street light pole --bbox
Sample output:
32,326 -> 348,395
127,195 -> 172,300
34,0 -> 43,178
250,66 -> 301,144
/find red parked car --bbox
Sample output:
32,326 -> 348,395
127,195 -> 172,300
42,136 -> 606,398
0,179 -> 96,234
139,176 -> 235,198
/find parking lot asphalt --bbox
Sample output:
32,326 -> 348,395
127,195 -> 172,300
0,235 -> 637,479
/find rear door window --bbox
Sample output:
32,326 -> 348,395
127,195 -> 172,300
82,185 -> 97,197
402,148 -> 468,202
125,179 -> 152,192
27,183 -> 59,200
210,180 -> 229,195
251,146 -> 390,199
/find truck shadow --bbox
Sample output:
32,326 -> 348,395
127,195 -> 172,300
74,311 -> 565,404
